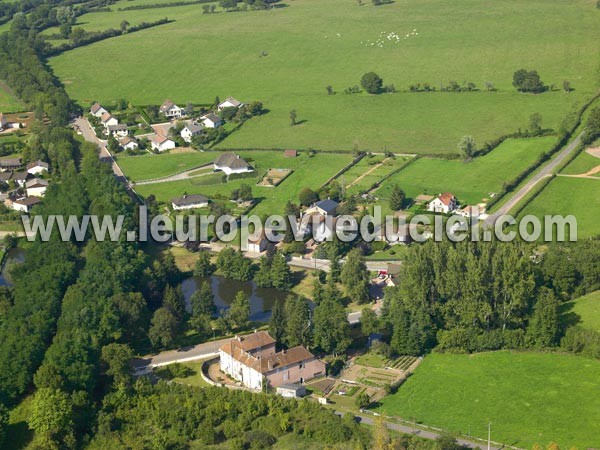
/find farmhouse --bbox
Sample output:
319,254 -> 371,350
100,113 -> 118,129
0,158 -> 22,172
90,103 -> 108,118
26,160 -> 49,175
217,96 -> 244,111
201,113 -> 223,129
180,122 -> 203,143
159,99 -> 182,119
26,178 -> 49,197
0,113 -> 8,131
8,196 -> 41,212
213,152 -> 253,176
150,134 -> 176,152
107,124 -> 129,138
303,199 -> 339,217
219,331 -> 326,390
427,192 -> 457,214
119,136 -> 138,151
171,194 -> 209,211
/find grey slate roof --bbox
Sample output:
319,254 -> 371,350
214,152 -> 250,170
171,194 -> 209,207
315,199 -> 339,215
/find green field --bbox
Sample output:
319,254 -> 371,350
48,0 -> 600,153
133,151 -> 353,215
377,352 -> 600,448
561,148 -> 600,176
341,154 -> 412,196
116,151 -> 218,181
0,83 -> 23,112
518,176 -> 600,238
563,291 -> 600,332
376,137 -> 556,205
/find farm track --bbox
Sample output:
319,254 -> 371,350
133,164 -> 213,185
345,157 -> 391,189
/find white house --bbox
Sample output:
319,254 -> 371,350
180,122 -> 203,143
9,196 -> 41,212
101,113 -> 118,130
151,134 -> 176,152
159,99 -> 182,119
26,160 -> 49,175
107,124 -> 129,138
171,194 -> 209,211
303,199 -> 339,218
457,204 -> 482,220
213,152 -> 253,176
201,113 -> 223,129
90,103 -> 108,118
247,231 -> 269,253
119,136 -> 138,151
26,178 -> 49,197
0,113 -> 9,132
12,171 -> 30,187
276,384 -> 306,398
427,192 -> 457,214
217,96 -> 244,111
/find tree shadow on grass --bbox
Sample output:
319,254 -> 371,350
5,421 -> 33,450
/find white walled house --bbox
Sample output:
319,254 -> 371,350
26,161 -> 49,175
107,124 -> 129,138
213,152 -> 253,176
160,99 -> 182,119
180,122 -> 203,143
26,178 -> 49,197
150,134 -> 176,152
119,136 -> 138,151
171,194 -> 209,211
427,192 -> 457,214
13,171 -> 30,187
9,196 -> 41,212
101,113 -> 119,130
201,113 -> 223,129
90,103 -> 108,118
218,96 -> 244,111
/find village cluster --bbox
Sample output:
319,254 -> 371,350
0,157 -> 49,212
90,96 -> 245,153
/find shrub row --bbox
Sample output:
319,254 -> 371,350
119,0 -> 213,10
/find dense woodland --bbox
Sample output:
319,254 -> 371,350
0,0 -> 599,448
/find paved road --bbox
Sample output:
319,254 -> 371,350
352,413 -> 501,450
484,131 -> 583,227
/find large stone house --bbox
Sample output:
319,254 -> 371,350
219,331 -> 326,391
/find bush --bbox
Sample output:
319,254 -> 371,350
245,430 -> 276,449
355,392 -> 370,408
360,72 -> 383,94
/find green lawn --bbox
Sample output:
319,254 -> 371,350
377,351 -> 600,448
518,176 -> 600,239
133,151 -> 353,215
48,0 -> 600,153
0,82 -> 24,112
376,137 -> 556,205
563,291 -> 600,333
561,149 -> 600,176
116,151 -> 218,181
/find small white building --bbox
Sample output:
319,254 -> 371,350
159,99 -> 182,118
151,134 -> 176,152
217,96 -> 244,111
26,161 -> 49,175
457,204 -> 482,220
107,124 -> 129,138
201,113 -> 223,129
90,103 -> 108,118
119,136 -> 139,151
213,152 -> 253,176
180,122 -> 203,143
10,196 -> 41,212
276,384 -> 306,398
171,194 -> 209,211
26,178 -> 49,197
427,192 -> 457,214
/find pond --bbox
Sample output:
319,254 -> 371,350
0,247 -> 26,286
181,275 -> 289,322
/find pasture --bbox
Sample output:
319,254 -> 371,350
0,83 -> 23,112
341,154 -> 412,196
562,291 -> 600,333
132,151 -> 354,215
377,352 -> 600,448
47,0 -> 600,153
517,176 -> 600,239
116,150 -> 217,181
376,137 -> 555,205
561,147 -> 600,176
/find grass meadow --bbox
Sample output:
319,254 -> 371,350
517,176 -> 600,238
562,291 -> 600,333
560,148 -> 600,176
133,151 -> 353,215
116,151 -> 218,181
0,84 -> 23,112
47,0 -> 600,153
376,137 -> 556,205
376,352 -> 600,448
